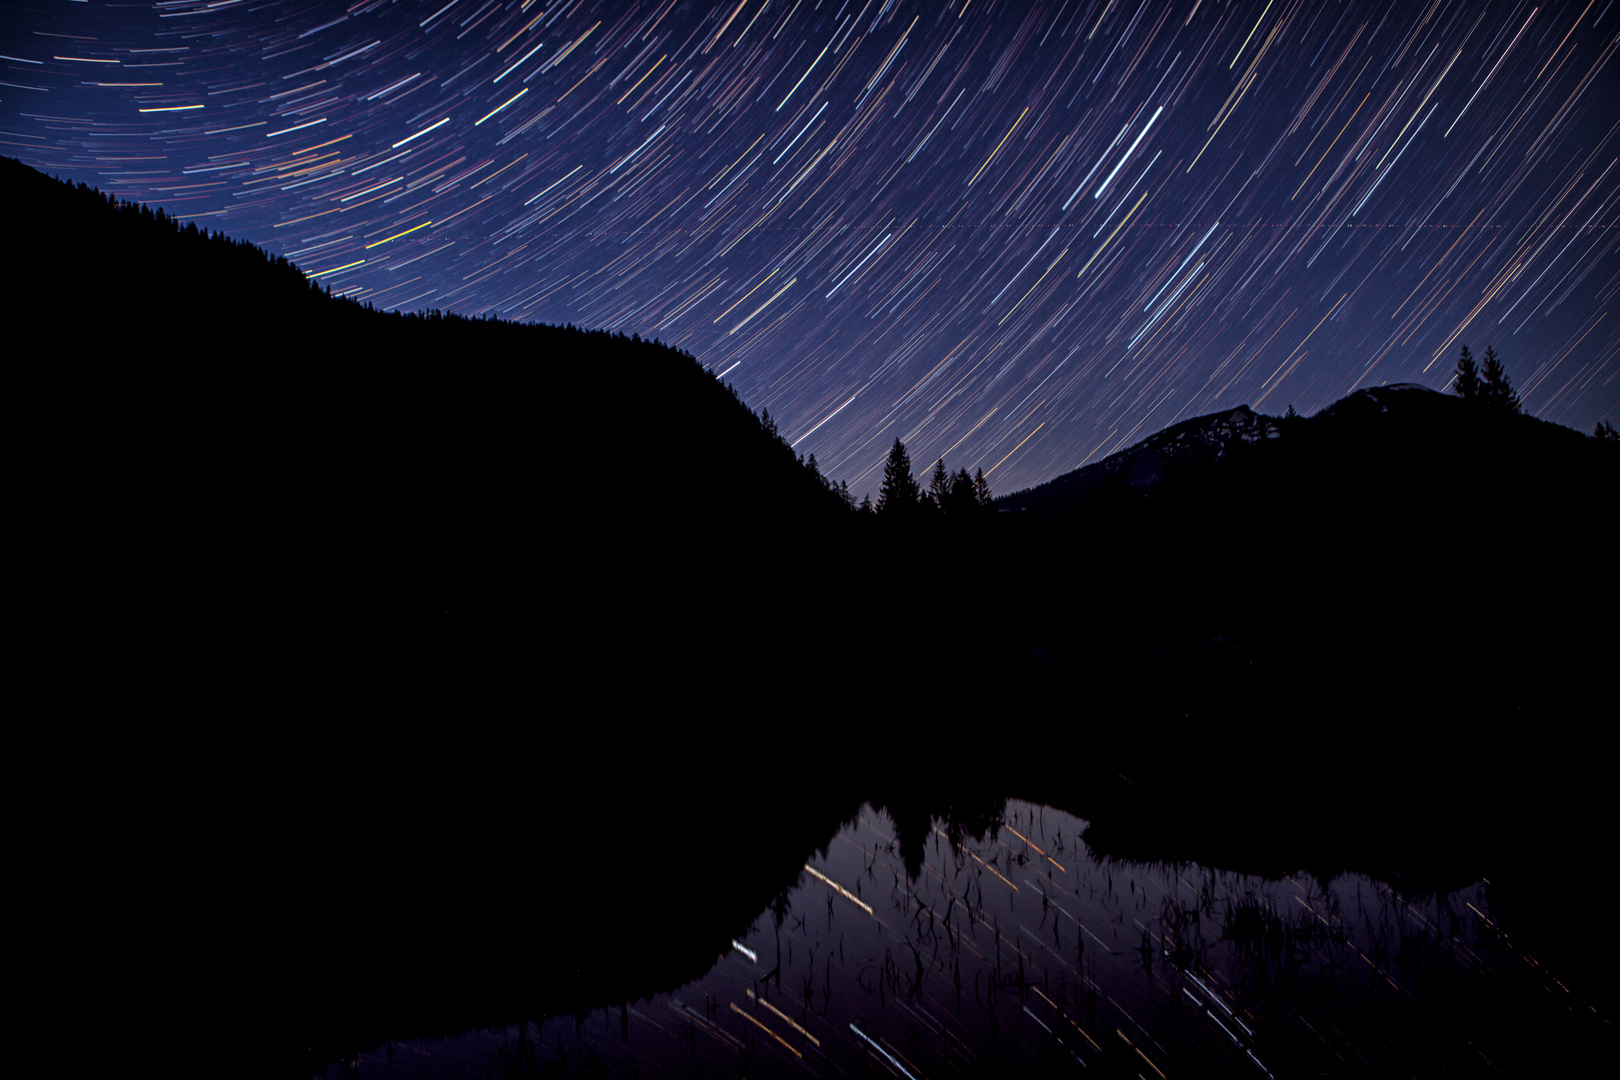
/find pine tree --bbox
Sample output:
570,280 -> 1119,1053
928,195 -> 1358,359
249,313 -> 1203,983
1595,419 -> 1619,442
973,467 -> 992,508
1479,347 -> 1520,414
948,468 -> 976,516
929,458 -> 950,510
1453,345 -> 1481,401
877,438 -> 920,515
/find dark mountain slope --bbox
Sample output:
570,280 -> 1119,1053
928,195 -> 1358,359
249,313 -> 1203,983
997,402 -> 1284,513
7,154 -> 845,523
980,383 -> 1614,749
1136,382 -> 1613,586
998,382 -> 1609,522
6,155 -> 864,699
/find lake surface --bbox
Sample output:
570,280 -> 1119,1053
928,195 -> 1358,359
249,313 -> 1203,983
312,800 -> 1601,1078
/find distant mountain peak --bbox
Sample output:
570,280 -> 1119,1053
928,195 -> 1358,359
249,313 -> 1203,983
996,378 -> 1608,518
1329,382 -> 1447,413
998,383 -> 1452,513
999,402 -> 1282,511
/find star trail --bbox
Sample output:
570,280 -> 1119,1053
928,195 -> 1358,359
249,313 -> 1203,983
3,0 -> 1615,497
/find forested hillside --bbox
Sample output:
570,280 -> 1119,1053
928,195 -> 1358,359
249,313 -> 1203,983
13,152 -> 1615,724
8,156 -> 872,701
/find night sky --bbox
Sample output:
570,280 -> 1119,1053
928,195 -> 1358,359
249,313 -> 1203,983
4,0 -> 1615,498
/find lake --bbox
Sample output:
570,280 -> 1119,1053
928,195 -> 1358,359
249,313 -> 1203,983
305,799 -> 1606,1078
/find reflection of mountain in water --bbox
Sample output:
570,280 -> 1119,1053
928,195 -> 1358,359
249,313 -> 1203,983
238,767 -> 1615,1080
362,802 -> 1607,1080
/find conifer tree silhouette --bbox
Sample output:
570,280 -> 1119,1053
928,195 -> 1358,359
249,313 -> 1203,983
1453,345 -> 1481,401
877,439 -> 920,515
1479,347 -> 1520,414
948,468 -> 977,516
972,467 -> 992,508
928,458 -> 950,510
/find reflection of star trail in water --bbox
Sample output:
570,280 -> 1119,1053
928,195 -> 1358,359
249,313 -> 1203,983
4,2 -> 1615,496
344,802 -> 1601,1078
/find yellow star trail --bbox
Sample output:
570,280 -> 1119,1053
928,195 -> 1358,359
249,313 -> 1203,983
5,0 -> 1612,500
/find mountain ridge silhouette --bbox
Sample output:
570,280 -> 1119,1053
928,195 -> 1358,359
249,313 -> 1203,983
998,381 -> 1608,517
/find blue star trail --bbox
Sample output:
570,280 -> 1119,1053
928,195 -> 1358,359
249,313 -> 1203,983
4,0 -> 1615,496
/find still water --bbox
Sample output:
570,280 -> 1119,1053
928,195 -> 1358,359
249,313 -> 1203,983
321,801 -> 1594,1078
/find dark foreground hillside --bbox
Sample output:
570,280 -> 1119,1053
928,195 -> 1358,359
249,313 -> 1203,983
7,155 -> 860,703
8,157 -> 1615,1075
